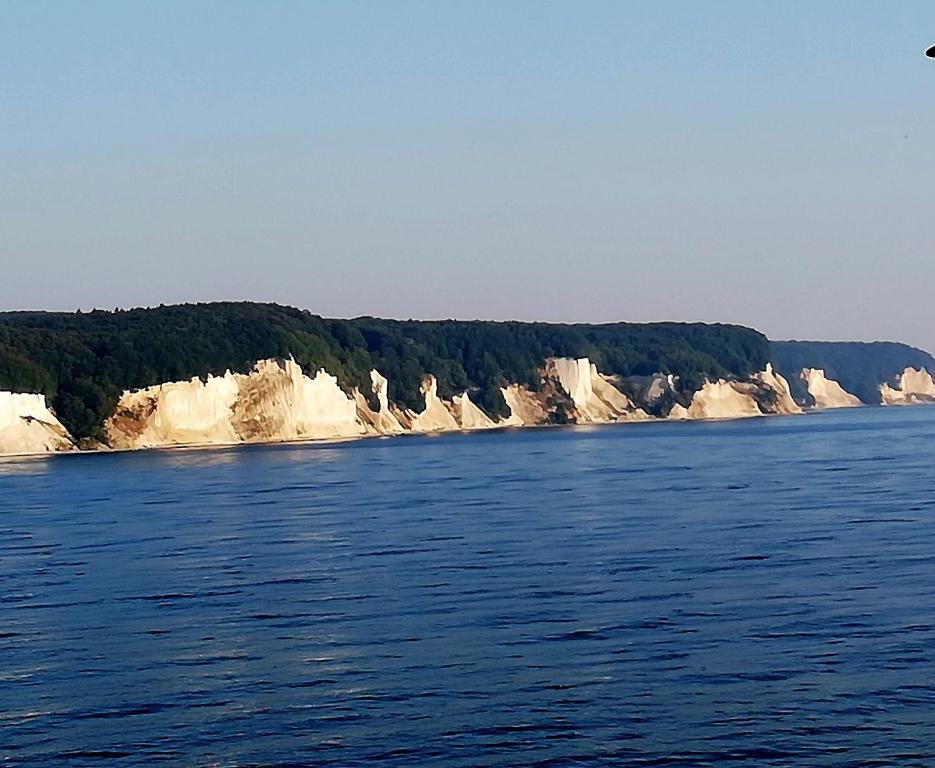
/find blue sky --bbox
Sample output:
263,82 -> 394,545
2,2 -> 934,351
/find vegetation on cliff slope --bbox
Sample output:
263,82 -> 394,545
0,303 -> 769,440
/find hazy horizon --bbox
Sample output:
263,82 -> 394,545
3,2 -> 934,352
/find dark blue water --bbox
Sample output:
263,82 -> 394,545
2,407 -> 935,766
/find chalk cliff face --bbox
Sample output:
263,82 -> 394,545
107,374 -> 240,449
232,359 -> 366,442
668,380 -> 762,420
407,376 -> 460,433
450,392 -> 496,430
354,369 -> 405,434
880,368 -> 935,405
667,365 -> 801,421
548,358 -> 649,423
24,353 -> 917,456
0,392 -> 74,455
500,384 -> 548,426
751,363 -> 803,415
801,369 -> 861,409
106,358 -> 366,449
370,370 -> 404,433
100,357 -> 817,452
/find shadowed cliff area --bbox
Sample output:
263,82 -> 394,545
0,302 -> 769,440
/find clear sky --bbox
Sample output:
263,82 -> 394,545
2,2 -> 934,351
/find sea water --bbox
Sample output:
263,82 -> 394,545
2,407 -> 935,766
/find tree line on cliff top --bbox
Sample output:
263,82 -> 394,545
0,302 -> 769,440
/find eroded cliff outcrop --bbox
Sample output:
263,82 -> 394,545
354,369 -> 405,435
232,360 -> 366,442
667,380 -> 762,420
106,358 -> 366,449
407,376 -> 460,433
53,354 -> 890,455
880,368 -> 935,405
500,384 -> 549,426
0,392 -> 74,455
371,370 -> 405,432
801,369 -> 861,409
547,358 -> 649,423
750,363 -> 803,415
107,374 -> 240,448
667,365 -> 800,420
451,392 -> 496,430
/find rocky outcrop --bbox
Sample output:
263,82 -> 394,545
592,372 -> 649,421
880,368 -> 935,405
801,368 -> 861,409
107,374 -> 240,449
500,384 -> 549,426
645,374 -> 678,406
666,402 -> 691,420
750,363 -> 803,415
233,360 -> 366,442
547,357 -> 649,423
355,370 -> 405,434
614,373 -> 680,417
101,357 -> 816,451
667,365 -> 801,421
19,353 -> 908,456
106,358 -> 366,449
0,392 -> 74,455
668,380 -> 762,420
451,392 -> 497,430
370,370 -> 404,432
402,376 -> 460,433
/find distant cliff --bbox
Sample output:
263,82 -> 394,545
0,302 -> 769,442
771,341 -> 935,405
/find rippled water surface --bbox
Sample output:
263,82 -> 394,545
3,407 -> 935,766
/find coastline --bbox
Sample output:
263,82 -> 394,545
0,402 -> 906,463
4,357 -> 932,462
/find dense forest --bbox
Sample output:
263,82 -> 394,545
771,340 -> 935,404
0,302 -> 770,440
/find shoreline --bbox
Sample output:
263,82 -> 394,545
4,402 -> 919,463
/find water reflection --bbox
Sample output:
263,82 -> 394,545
0,454 -> 53,477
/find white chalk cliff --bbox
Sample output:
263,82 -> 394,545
668,380 -> 762,420
880,367 -> 935,405
668,365 -> 802,421
751,363 -> 803,415
94,358 -> 833,452
451,391 -> 496,430
407,376 -> 460,433
548,357 -> 649,423
0,392 -> 74,455
371,370 -> 404,432
500,384 -> 548,427
18,353 -> 924,456
106,358 -> 366,449
108,373 -> 240,448
354,370 -> 405,434
801,368 -> 861,409
235,360 -> 365,442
